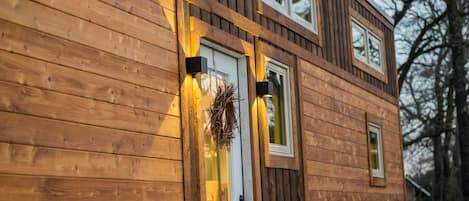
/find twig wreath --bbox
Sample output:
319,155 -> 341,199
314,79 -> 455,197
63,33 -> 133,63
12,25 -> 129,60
209,84 -> 238,149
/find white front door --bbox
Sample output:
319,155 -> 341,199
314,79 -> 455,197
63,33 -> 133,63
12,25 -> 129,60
198,42 -> 252,201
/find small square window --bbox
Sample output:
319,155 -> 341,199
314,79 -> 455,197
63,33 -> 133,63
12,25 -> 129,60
266,59 -> 294,157
351,19 -> 384,75
368,123 -> 384,178
263,0 -> 318,33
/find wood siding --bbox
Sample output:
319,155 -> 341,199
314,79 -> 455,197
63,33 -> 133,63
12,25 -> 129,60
187,0 -> 403,200
189,0 -> 398,99
0,0 -> 404,200
300,59 -> 404,200
0,0 -> 182,200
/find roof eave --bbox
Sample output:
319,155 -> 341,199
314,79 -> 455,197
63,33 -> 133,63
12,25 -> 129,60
367,0 -> 395,26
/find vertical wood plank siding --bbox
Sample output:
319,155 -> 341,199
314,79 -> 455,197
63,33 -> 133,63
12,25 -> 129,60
188,0 -> 401,200
0,0 -> 402,200
190,0 -> 398,97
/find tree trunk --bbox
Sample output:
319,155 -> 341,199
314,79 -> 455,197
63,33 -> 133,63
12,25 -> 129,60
433,135 -> 444,201
446,0 -> 469,200
445,88 -> 464,201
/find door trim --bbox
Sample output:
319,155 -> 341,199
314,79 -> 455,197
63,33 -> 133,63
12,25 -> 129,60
182,16 -> 262,201
199,39 -> 254,201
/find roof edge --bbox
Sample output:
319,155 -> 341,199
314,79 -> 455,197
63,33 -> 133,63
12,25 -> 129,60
405,176 -> 431,197
367,0 -> 395,25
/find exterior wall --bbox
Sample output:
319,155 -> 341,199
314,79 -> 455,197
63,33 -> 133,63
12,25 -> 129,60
186,0 -> 404,200
0,0 -> 404,201
191,0 -> 398,99
300,59 -> 404,200
0,0 -> 182,200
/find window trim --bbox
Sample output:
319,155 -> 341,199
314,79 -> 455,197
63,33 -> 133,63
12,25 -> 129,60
263,0 -> 288,16
351,18 -> 384,73
367,32 -> 384,73
351,22 -> 368,63
368,123 -> 384,178
349,8 -> 388,83
262,0 -> 318,34
257,41 -> 299,170
365,113 -> 387,187
266,58 -> 295,158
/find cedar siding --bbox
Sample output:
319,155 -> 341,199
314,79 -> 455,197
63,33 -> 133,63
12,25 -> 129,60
0,0 -> 182,200
0,0 -> 404,201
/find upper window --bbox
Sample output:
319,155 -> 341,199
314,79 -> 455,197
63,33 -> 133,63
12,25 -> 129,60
351,19 -> 384,73
266,58 -> 294,157
263,0 -> 318,33
368,123 -> 384,178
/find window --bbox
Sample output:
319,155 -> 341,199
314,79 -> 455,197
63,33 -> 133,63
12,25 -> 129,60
368,123 -> 384,178
266,58 -> 294,157
351,19 -> 384,73
352,23 -> 366,61
263,0 -> 318,33
368,34 -> 382,68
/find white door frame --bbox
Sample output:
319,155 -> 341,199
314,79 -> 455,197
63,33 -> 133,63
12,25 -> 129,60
200,39 -> 254,201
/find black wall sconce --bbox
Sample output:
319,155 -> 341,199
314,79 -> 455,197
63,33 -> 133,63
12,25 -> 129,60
186,56 -> 208,76
256,81 -> 273,97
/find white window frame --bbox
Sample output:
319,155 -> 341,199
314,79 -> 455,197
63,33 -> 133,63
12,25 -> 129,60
368,123 -> 385,178
265,57 -> 294,158
351,22 -> 368,63
367,33 -> 383,73
262,0 -> 318,34
351,18 -> 384,74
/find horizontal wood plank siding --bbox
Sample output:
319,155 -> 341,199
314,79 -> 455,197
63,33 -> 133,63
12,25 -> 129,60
300,59 -> 404,201
186,0 -> 402,200
0,0 -> 182,200
0,174 -> 183,201
0,0 -> 403,200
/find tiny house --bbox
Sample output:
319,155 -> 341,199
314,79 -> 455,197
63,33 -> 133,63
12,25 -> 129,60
0,0 -> 405,201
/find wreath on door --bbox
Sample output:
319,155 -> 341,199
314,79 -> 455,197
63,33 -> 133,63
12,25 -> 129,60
209,84 -> 238,149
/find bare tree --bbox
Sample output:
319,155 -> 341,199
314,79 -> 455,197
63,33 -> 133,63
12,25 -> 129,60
445,0 -> 469,200
385,0 -> 468,200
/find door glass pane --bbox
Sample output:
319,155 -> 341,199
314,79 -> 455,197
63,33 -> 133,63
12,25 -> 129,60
352,24 -> 366,59
368,35 -> 382,70
267,69 -> 287,146
369,130 -> 380,170
201,70 -> 231,201
292,0 -> 312,23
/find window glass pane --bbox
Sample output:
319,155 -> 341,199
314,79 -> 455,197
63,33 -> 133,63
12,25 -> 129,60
292,0 -> 312,23
273,0 -> 286,7
352,24 -> 366,59
368,35 -> 382,69
202,70 -> 232,201
369,129 -> 380,170
267,69 -> 287,146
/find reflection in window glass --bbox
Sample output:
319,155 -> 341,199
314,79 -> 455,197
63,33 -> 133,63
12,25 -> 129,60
351,19 -> 384,74
368,35 -> 382,70
267,69 -> 287,146
368,124 -> 384,178
202,70 -> 232,201
274,0 -> 285,7
262,0 -> 317,32
352,25 -> 366,59
292,0 -> 312,23
369,130 -> 380,170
